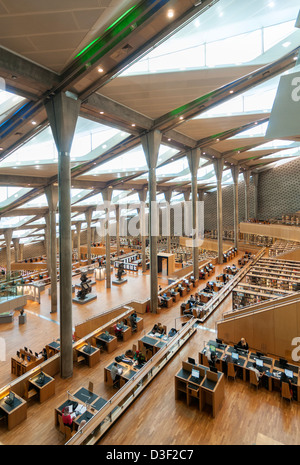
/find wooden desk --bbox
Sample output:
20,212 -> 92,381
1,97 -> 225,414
45,340 -> 60,358
109,323 -> 131,342
96,333 -> 118,353
76,344 -> 101,368
138,333 -> 170,357
104,359 -> 140,387
175,361 -> 224,417
200,340 -> 300,400
11,353 -> 44,377
28,373 -> 55,403
0,392 -> 27,430
55,386 -> 100,430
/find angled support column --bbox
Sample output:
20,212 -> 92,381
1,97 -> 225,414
12,238 -> 20,263
187,149 -> 201,280
76,222 -> 82,262
102,187 -> 113,289
141,130 -> 162,313
252,172 -> 259,220
164,189 -> 173,254
231,166 -> 239,250
4,229 -> 13,277
138,188 -> 147,272
45,185 -> 58,313
45,92 -> 81,379
85,208 -> 93,265
213,158 -> 224,264
44,213 -> 51,275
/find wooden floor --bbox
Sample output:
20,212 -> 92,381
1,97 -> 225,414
1,251 -> 300,446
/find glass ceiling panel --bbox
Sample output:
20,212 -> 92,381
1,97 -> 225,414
1,116 -> 130,167
121,1 -> 300,76
0,89 -> 27,125
0,187 -> 33,208
0,216 -> 34,229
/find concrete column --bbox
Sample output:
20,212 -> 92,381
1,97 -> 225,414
243,170 -> 251,221
164,190 -> 173,254
183,190 -> 190,237
85,208 -> 93,265
213,158 -> 224,264
76,222 -> 81,262
4,229 -> 13,277
141,130 -> 162,313
115,204 -> 120,257
187,149 -> 201,280
102,187 -> 113,289
45,91 -> 81,379
137,188 -> 147,273
45,185 -> 59,313
19,243 -> 24,262
231,166 -> 239,249
252,172 -> 259,220
44,213 -> 51,275
12,238 -> 20,263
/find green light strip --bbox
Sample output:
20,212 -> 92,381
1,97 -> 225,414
105,5 -> 136,32
74,5 -> 136,60
74,37 -> 100,59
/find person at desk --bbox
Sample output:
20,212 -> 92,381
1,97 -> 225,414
62,406 -> 76,428
111,362 -> 123,387
129,312 -> 137,330
249,362 -> 264,383
236,337 -> 249,351
40,348 -> 47,360
177,283 -> 184,297
189,294 -> 196,305
158,295 -> 167,307
280,371 -> 293,397
205,347 -> 217,367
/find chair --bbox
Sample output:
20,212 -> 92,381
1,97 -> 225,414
23,382 -> 38,401
249,369 -> 259,390
88,381 -> 94,393
58,415 -> 73,441
74,351 -> 86,366
281,382 -> 292,403
227,362 -> 237,381
202,354 -> 210,368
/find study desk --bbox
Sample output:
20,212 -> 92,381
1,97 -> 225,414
138,332 -> 170,356
11,353 -> 44,377
0,392 -> 27,430
175,361 -> 224,417
96,332 -> 118,353
110,323 -> 131,342
104,359 -> 141,387
28,372 -> 55,403
167,290 -> 180,302
75,344 -> 101,368
46,340 -> 60,358
55,386 -> 107,430
200,340 -> 300,400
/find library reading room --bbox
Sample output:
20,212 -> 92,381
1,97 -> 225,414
0,0 -> 300,448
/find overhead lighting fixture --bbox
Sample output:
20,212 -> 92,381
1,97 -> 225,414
167,9 -> 174,18
100,111 -> 104,114
282,41 -> 291,48
98,67 -> 104,73
32,121 -> 37,125
229,90 -> 234,94
131,123 -> 136,127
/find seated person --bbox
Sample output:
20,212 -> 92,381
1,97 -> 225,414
280,371 -> 293,397
205,347 -> 217,367
111,362 -> 123,386
177,284 -> 184,296
168,327 -> 177,338
129,312 -> 137,329
188,294 -> 196,304
249,362 -> 264,383
158,295 -> 167,307
62,406 -> 76,428
236,337 -> 249,351
113,323 -> 123,339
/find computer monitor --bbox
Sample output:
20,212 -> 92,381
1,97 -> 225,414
188,357 -> 196,365
209,345 -> 216,353
232,352 -> 239,361
256,351 -> 264,358
105,331 -> 109,337
216,338 -> 222,344
191,368 -> 200,379
285,369 -> 293,379
256,359 -> 263,367
280,358 -> 288,366
210,366 -> 218,373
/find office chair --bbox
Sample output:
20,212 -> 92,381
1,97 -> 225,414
227,362 -> 237,381
249,369 -> 260,390
88,381 -> 94,393
281,382 -> 292,403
